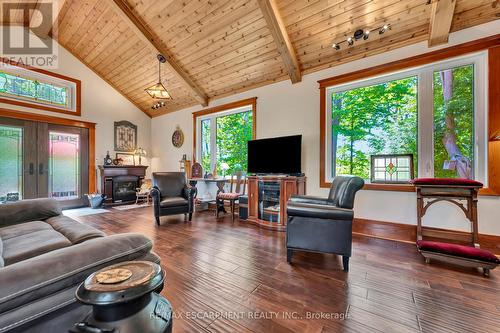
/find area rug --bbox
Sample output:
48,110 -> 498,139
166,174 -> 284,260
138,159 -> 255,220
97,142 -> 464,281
113,203 -> 152,211
63,207 -> 109,218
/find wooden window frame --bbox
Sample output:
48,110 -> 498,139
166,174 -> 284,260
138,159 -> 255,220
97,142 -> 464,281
0,108 -> 96,193
192,97 -> 257,164
319,34 -> 500,195
0,58 -> 82,116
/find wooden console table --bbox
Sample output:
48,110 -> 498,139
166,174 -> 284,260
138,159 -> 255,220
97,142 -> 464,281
246,175 -> 306,231
414,179 -> 483,247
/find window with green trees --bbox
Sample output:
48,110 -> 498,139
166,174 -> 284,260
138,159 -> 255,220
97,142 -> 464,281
198,108 -> 253,176
331,76 -> 418,179
326,54 -> 486,183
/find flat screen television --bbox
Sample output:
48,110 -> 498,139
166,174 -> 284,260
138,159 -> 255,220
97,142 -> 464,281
247,135 -> 302,175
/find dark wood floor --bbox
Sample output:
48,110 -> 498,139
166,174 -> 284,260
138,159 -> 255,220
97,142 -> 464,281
76,207 -> 500,333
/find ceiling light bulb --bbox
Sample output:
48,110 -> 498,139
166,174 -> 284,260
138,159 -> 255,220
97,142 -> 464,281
363,30 -> 370,40
332,43 -> 340,50
347,37 -> 354,46
380,24 -> 390,34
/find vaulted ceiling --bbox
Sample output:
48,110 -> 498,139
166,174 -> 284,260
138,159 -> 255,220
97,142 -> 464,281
3,0 -> 500,117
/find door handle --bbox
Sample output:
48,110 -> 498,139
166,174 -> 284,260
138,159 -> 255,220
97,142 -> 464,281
29,163 -> 34,175
39,163 -> 44,175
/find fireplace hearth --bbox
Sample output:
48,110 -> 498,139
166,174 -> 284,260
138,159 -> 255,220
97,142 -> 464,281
98,165 -> 148,205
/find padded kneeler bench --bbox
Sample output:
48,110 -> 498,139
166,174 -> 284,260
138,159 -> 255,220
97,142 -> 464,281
417,240 -> 500,277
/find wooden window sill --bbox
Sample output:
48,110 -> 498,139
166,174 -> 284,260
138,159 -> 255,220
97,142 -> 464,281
320,182 -> 500,196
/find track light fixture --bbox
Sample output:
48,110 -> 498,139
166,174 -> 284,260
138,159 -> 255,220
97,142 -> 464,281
331,23 -> 391,51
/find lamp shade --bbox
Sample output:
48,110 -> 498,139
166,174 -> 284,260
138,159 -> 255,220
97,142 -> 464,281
134,147 -> 147,156
145,82 -> 171,100
220,162 -> 229,171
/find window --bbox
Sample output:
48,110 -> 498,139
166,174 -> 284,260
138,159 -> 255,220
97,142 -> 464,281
195,98 -> 256,176
0,60 -> 80,115
324,53 -> 487,184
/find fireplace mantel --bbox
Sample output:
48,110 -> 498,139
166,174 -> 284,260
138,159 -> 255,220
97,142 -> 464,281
98,165 -> 148,205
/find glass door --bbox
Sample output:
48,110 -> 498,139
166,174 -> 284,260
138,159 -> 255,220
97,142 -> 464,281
44,124 -> 89,208
0,117 -> 89,207
0,123 -> 23,202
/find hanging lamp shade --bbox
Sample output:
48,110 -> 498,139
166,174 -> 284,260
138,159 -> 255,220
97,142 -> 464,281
145,54 -> 172,100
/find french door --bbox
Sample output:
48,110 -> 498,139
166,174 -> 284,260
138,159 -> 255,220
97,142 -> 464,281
0,117 -> 89,208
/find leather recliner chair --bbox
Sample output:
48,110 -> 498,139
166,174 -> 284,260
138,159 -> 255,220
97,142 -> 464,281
151,172 -> 195,225
286,175 -> 365,271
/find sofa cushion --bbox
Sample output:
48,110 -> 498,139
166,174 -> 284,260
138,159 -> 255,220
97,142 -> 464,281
0,233 -> 153,314
45,216 -> 105,244
0,237 -> 3,268
160,197 -> 188,208
2,229 -> 71,266
0,221 -> 52,241
0,199 -> 61,227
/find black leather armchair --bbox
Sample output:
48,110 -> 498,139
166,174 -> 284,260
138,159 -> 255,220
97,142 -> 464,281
286,176 -> 364,271
151,172 -> 195,226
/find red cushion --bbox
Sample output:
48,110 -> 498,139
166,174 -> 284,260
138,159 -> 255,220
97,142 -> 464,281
416,240 -> 499,263
217,192 -> 241,200
411,178 -> 483,187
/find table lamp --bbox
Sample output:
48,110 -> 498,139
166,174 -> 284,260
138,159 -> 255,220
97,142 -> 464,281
134,147 -> 147,165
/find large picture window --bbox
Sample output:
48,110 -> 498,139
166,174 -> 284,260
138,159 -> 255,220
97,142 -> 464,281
324,53 -> 487,185
195,98 -> 256,176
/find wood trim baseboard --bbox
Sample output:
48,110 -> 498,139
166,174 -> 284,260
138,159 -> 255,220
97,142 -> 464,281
353,218 -> 500,255
0,107 -> 96,193
319,34 -> 500,195
192,97 -> 257,162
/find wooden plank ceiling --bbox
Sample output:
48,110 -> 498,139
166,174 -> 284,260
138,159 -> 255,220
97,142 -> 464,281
4,0 -> 499,117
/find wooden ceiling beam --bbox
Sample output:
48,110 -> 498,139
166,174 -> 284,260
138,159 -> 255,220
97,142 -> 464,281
256,0 -> 301,83
428,0 -> 457,47
103,0 -> 209,107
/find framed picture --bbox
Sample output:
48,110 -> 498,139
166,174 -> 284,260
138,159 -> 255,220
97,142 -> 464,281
114,121 -> 137,152
116,153 -> 135,166
370,154 -> 414,184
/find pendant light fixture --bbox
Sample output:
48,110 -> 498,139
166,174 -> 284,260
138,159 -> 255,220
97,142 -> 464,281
145,54 -> 172,100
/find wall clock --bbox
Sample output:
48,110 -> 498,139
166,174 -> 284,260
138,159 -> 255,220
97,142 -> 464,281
172,126 -> 184,148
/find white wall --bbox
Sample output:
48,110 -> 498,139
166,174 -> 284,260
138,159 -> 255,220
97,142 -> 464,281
0,29 -> 152,190
151,20 -> 500,236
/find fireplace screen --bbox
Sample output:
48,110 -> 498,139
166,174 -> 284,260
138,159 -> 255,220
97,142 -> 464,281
113,176 -> 139,203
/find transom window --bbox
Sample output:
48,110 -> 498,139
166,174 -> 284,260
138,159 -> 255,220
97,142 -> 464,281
195,99 -> 256,176
324,53 -> 487,184
0,61 -> 80,115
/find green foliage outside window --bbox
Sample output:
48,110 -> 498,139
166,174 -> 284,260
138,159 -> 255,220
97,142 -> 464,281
433,65 -> 474,179
332,76 -> 418,180
200,119 -> 211,172
216,111 -> 253,175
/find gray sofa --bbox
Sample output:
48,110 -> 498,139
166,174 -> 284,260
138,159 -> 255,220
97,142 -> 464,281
0,198 -> 160,333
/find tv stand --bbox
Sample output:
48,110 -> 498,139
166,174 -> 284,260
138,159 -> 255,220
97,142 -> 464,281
246,175 -> 306,231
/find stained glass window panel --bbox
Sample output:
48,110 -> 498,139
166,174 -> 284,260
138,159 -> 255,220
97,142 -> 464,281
0,71 -> 69,107
49,132 -> 80,200
371,154 -> 414,183
0,125 -> 23,202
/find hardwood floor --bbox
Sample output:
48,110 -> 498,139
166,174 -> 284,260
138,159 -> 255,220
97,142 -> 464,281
76,207 -> 500,333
